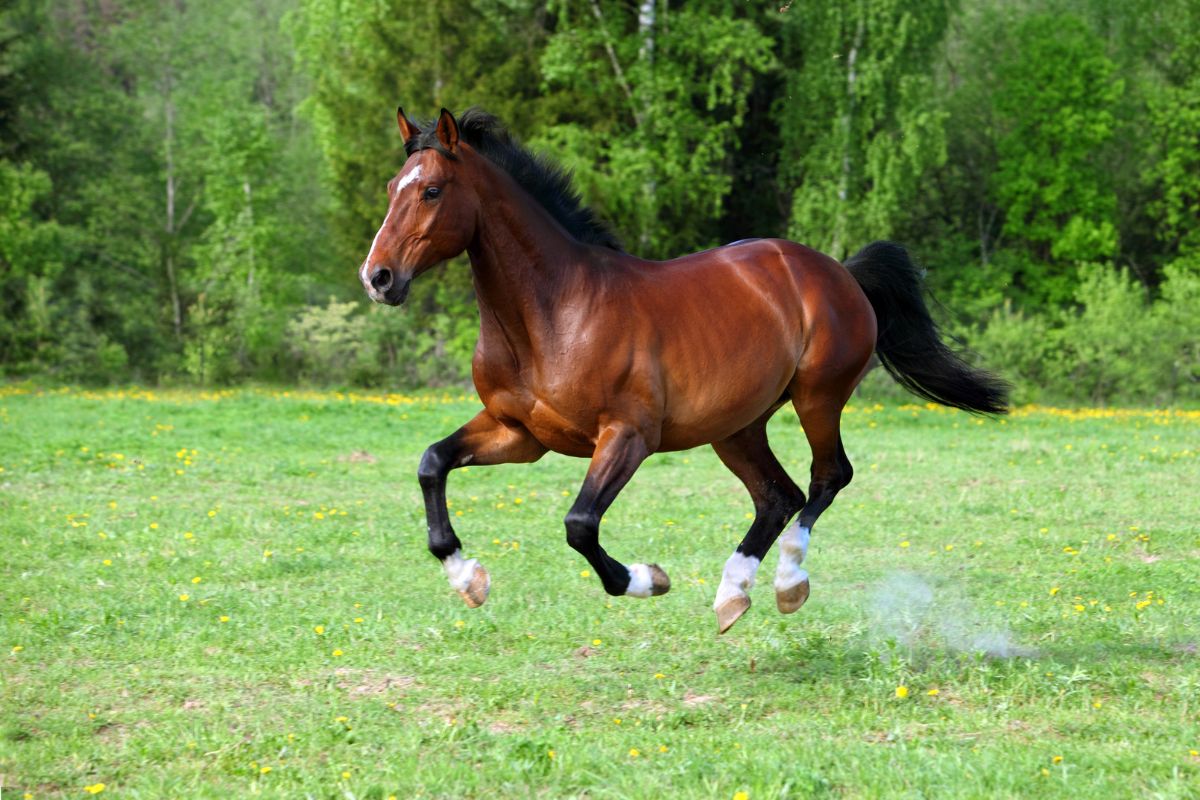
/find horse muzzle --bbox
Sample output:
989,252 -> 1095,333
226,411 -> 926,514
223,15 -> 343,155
363,264 -> 412,306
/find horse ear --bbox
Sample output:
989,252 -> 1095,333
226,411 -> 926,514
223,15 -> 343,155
435,108 -> 459,152
397,107 -> 418,142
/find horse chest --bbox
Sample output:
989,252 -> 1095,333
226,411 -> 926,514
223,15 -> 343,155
475,360 -> 601,457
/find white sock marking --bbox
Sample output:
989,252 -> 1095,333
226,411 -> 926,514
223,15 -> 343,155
775,522 -> 811,591
713,552 -> 761,610
443,548 -> 480,592
625,563 -> 655,597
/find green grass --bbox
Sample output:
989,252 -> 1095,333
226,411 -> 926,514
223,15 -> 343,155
1,386 -> 1198,799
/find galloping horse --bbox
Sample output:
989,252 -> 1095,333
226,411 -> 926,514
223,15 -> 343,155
360,108 -> 1008,633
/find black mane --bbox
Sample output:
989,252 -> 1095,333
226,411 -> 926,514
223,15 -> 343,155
405,109 -> 623,252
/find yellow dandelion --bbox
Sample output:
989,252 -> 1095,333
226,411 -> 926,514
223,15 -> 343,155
11,645 -> 24,654
654,672 -> 665,679
454,620 -> 465,629
314,625 -> 325,634
629,748 -> 640,758
179,594 -> 189,602
262,549 -> 273,558
332,649 -> 343,657
84,785 -> 106,795
149,522 -> 159,530
899,540 -> 910,548
208,510 -> 216,517
1092,700 -> 1102,709
102,559 -> 112,566
1049,587 -> 1060,596
927,688 -> 939,696
548,749 -> 556,759
219,615 -> 230,623
354,617 -> 364,624
593,638 -> 602,646
260,766 -> 271,774
659,744 -> 668,752
734,793 -> 750,800
895,685 -> 909,699
191,576 -> 202,584
183,532 -> 194,540
1052,755 -> 1063,764
1040,768 -> 1050,777
581,570 -> 590,577
336,716 -> 349,723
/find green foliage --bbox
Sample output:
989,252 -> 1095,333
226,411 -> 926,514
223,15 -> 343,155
778,0 -> 951,256
991,14 -> 1122,302
537,2 -> 775,256
1146,77 -> 1200,257
0,162 -> 62,369
2,0 -> 1199,405
965,262 -> 1200,404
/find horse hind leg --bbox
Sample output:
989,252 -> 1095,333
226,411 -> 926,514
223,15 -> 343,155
775,385 -> 855,614
710,423 -> 806,634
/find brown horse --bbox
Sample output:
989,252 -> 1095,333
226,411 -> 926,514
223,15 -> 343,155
360,108 -> 1008,634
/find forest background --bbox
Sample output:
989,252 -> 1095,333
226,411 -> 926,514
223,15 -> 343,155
1,0 -> 1197,405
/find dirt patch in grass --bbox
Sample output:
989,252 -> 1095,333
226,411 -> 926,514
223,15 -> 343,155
332,667 -> 417,697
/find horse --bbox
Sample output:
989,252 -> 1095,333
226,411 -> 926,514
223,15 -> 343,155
359,107 -> 1008,634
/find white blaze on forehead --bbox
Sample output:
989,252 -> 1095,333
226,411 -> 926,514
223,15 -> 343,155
364,164 -> 424,272
396,163 -> 423,192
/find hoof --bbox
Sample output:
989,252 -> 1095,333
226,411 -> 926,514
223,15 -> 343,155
647,564 -> 671,596
775,575 -> 810,614
457,562 -> 490,608
715,594 -> 751,635
626,563 -> 671,597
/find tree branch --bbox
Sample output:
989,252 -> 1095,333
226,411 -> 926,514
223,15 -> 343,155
588,0 -> 641,127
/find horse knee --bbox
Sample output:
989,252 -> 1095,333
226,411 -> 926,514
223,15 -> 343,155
564,511 -> 598,552
417,443 -> 450,489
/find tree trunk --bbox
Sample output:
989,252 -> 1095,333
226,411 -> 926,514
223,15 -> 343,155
164,87 -> 183,340
833,14 -> 865,258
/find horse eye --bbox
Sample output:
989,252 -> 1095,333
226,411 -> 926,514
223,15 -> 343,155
423,186 -> 442,200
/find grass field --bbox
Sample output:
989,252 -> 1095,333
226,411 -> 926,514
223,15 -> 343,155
1,386 -> 1198,799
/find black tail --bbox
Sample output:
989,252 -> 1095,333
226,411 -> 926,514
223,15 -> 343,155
845,241 -> 1010,415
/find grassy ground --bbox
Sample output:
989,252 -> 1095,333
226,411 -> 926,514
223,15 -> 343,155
1,386 -> 1198,799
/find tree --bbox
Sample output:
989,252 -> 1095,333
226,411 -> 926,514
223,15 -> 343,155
536,0 -> 775,257
990,13 -> 1122,303
776,0 -> 952,258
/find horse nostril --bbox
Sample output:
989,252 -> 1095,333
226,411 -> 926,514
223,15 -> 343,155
370,267 -> 393,293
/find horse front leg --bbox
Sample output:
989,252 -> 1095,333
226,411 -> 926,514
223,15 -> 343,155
564,424 -> 670,598
419,410 -> 547,607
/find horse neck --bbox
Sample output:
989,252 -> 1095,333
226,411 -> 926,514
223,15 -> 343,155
465,164 -> 593,358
